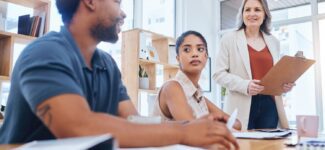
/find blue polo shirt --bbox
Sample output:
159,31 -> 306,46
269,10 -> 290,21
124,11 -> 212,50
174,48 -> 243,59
0,26 -> 130,144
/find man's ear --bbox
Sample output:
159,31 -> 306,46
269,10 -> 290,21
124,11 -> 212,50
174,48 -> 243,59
82,0 -> 96,11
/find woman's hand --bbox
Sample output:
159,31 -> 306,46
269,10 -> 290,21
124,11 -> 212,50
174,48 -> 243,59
211,113 -> 242,131
233,119 -> 242,131
247,80 -> 264,96
283,83 -> 296,93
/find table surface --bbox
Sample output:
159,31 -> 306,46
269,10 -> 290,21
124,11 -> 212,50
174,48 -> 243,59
0,137 -> 297,150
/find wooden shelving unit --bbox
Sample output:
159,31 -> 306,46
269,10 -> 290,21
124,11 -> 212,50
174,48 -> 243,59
121,29 -> 179,108
0,0 -> 51,116
0,76 -> 9,81
0,0 -> 50,78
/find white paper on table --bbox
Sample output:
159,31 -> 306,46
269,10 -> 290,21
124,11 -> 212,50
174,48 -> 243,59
119,144 -> 205,150
15,134 -> 114,150
233,131 -> 292,139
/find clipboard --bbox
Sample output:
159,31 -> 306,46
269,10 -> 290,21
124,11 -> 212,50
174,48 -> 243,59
259,55 -> 315,96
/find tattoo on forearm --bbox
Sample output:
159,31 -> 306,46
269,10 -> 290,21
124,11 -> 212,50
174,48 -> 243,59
37,104 -> 52,127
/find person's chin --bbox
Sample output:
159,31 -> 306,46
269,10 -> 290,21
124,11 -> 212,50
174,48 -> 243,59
246,23 -> 262,28
187,66 -> 203,73
187,69 -> 201,75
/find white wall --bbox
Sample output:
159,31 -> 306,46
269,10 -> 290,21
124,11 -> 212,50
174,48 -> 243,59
176,0 -> 221,105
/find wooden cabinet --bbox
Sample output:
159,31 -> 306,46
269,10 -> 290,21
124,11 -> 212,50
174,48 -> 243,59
0,0 -> 51,80
121,29 -> 179,110
0,0 -> 50,113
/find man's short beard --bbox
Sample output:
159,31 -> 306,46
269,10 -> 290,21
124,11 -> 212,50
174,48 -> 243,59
91,22 -> 119,43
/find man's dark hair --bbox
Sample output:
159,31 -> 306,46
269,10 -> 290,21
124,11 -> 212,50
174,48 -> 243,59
56,0 -> 81,24
175,31 -> 208,56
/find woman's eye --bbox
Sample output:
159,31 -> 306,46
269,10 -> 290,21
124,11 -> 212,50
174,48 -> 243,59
183,47 -> 191,52
198,47 -> 206,52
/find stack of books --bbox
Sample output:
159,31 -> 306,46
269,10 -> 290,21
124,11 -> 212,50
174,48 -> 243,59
17,13 -> 46,37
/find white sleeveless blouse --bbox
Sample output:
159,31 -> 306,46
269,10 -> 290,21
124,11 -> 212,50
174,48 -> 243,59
153,71 -> 209,121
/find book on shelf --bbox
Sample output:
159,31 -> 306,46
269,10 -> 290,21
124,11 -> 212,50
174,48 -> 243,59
18,14 -> 31,35
17,13 -> 46,37
37,12 -> 46,37
29,16 -> 35,35
35,16 -> 42,37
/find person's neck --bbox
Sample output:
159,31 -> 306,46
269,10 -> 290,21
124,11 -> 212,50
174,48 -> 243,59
245,27 -> 261,39
68,23 -> 98,69
183,71 -> 200,88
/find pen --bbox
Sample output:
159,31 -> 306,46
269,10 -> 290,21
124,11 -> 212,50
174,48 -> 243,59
227,108 -> 238,130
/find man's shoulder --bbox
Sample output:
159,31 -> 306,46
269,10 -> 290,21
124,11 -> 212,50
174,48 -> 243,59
28,31 -> 69,50
21,32 -> 74,61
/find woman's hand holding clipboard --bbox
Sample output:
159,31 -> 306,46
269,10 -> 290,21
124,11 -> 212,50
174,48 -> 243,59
259,51 -> 315,96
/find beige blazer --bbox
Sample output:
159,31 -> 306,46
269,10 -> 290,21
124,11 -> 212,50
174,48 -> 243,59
213,29 -> 288,129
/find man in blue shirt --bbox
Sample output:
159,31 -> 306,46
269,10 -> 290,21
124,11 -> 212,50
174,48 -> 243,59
0,0 -> 238,149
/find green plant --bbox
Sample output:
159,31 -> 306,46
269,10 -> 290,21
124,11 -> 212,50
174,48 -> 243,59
139,65 -> 148,78
221,87 -> 226,97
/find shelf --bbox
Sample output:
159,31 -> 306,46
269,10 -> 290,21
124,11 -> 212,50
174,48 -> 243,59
138,89 -> 158,94
0,31 -> 36,43
139,59 -> 159,65
2,0 -> 50,8
138,59 -> 179,69
0,76 -> 10,81
163,63 -> 179,69
124,28 -> 175,41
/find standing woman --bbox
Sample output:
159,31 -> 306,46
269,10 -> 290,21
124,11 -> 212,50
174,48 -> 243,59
213,0 -> 295,130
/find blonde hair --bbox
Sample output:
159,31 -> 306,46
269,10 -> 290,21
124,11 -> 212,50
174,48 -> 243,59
236,0 -> 272,35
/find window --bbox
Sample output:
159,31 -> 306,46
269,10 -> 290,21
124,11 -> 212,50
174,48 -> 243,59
272,22 -> 316,126
220,0 -> 241,30
0,81 -> 10,113
318,0 -> 325,14
271,4 -> 311,22
49,0 -> 63,32
142,0 -> 175,37
320,19 -> 325,127
12,43 -> 26,71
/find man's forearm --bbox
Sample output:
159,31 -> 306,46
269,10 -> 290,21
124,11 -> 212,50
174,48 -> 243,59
36,95 -> 184,147
57,112 -> 184,147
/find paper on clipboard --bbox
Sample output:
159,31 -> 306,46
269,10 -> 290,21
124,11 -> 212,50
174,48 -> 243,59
260,55 -> 315,95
